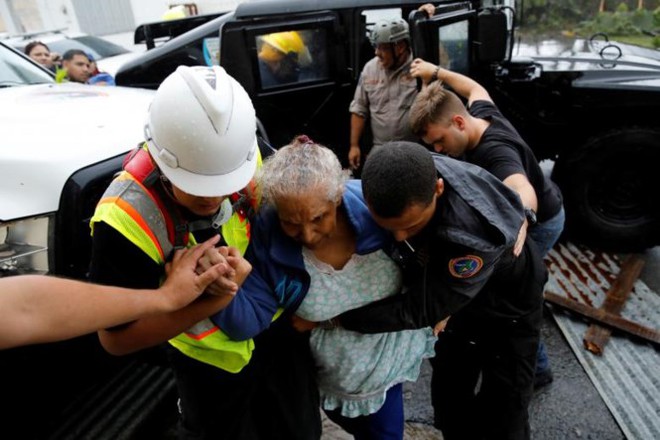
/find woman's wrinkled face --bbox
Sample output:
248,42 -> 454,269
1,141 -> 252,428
276,191 -> 339,250
171,184 -> 226,217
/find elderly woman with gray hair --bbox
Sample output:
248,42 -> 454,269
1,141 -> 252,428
215,135 -> 435,439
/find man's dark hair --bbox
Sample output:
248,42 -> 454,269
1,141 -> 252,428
362,142 -> 437,218
62,49 -> 89,61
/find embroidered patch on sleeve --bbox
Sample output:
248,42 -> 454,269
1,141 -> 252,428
448,255 -> 484,278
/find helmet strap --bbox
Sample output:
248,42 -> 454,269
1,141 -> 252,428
188,198 -> 233,234
212,199 -> 234,229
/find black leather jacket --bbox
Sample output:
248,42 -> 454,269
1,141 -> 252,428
339,154 -> 547,333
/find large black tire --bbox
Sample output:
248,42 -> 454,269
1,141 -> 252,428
552,128 -> 660,252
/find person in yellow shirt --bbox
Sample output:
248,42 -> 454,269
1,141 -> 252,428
88,64 -> 319,439
57,49 -> 92,83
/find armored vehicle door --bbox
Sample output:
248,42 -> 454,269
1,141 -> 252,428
407,1 -> 510,77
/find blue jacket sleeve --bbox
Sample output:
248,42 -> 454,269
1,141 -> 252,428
210,221 -> 280,341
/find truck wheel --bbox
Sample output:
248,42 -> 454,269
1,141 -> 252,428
552,128 -> 660,252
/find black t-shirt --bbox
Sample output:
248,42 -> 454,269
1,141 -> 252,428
466,100 -> 563,222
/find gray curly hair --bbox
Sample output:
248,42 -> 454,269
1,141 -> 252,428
258,135 -> 349,205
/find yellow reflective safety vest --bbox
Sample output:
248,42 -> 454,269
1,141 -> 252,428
90,146 -> 261,373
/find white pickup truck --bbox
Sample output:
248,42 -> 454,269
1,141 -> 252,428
0,41 -> 158,439
0,41 -> 154,278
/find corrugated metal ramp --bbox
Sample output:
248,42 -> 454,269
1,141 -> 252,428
545,242 -> 660,440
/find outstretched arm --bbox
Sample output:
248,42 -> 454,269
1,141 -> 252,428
0,236 -> 225,350
410,58 -> 491,105
88,222 -> 241,355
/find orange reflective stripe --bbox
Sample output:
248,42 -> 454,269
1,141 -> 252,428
115,198 -> 165,260
184,326 -> 220,340
123,171 -> 184,250
99,195 -> 165,261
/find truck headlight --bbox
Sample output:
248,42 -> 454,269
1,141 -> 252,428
0,216 -> 51,276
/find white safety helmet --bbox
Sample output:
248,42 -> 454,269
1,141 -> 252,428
369,18 -> 410,45
145,65 -> 258,197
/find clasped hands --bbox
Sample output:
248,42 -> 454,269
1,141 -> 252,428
194,242 -> 252,301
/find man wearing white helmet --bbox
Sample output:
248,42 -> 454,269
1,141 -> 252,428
347,17 -> 419,171
88,66 -> 320,439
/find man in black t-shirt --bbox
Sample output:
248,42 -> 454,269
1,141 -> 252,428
409,58 -> 565,387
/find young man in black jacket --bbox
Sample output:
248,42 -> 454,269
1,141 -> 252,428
337,142 -> 547,440
409,59 -> 565,387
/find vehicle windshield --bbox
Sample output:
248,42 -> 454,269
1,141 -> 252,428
0,43 -> 53,87
47,36 -> 130,60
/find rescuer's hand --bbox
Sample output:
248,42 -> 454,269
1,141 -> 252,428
433,316 -> 451,336
196,246 -> 239,296
291,314 -> 319,332
418,3 -> 436,17
220,246 -> 253,287
162,236 -> 230,309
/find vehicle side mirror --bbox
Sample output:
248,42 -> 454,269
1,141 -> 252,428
474,9 -> 508,64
